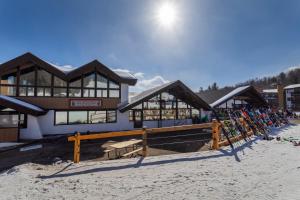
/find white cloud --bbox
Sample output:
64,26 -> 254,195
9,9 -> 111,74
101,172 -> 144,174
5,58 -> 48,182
133,75 -> 170,92
133,72 -> 145,79
112,68 -> 169,93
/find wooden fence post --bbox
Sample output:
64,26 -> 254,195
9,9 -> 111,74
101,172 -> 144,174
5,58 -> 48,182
142,127 -> 148,157
212,119 -> 220,150
74,132 -> 81,163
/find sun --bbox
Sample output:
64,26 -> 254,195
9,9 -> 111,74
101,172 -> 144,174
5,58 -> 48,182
156,2 -> 178,29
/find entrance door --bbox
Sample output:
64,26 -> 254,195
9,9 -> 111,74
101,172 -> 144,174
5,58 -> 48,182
133,110 -> 143,128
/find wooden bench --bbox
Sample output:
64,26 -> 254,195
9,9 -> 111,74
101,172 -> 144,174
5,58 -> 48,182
121,147 -> 143,158
103,149 -> 114,158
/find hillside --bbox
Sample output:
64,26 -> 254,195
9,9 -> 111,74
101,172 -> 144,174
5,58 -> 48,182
202,67 -> 300,94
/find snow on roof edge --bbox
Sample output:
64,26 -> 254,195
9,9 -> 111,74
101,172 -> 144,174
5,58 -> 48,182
210,85 -> 251,108
284,84 -> 300,90
0,95 -> 44,112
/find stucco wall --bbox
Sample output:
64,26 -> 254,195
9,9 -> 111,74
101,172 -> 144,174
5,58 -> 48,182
37,110 -> 134,135
20,115 -> 43,139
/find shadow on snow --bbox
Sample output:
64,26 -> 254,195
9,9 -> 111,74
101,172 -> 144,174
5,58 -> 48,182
39,136 -> 260,179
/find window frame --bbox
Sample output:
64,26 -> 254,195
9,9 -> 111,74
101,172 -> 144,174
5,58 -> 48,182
54,109 -> 117,126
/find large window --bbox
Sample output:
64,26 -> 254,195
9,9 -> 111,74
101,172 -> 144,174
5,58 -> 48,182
0,71 -> 17,96
53,76 -> 67,97
55,110 -> 117,125
37,69 -> 52,96
96,74 -> 108,97
69,78 -> 81,97
108,80 -> 120,98
19,67 -> 35,96
130,93 -> 199,121
0,112 -> 27,128
0,67 -> 121,98
89,111 -> 106,123
83,73 -> 95,97
69,111 -> 88,124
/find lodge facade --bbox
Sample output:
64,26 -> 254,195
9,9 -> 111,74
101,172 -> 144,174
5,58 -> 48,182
284,84 -> 300,112
0,53 -> 211,142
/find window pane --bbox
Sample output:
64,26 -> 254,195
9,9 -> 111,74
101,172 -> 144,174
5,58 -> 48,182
89,111 -> 106,123
19,87 -> 27,96
161,92 -> 176,101
27,87 -> 35,96
55,111 -> 67,125
37,69 -> 51,86
109,90 -> 120,98
109,80 -> 119,89
20,87 -> 35,96
69,78 -> 81,87
97,74 -> 107,88
20,68 -> 35,85
143,110 -> 160,120
37,88 -> 44,96
107,110 -> 116,122
178,101 -> 188,108
54,76 -> 67,87
0,114 -> 18,127
53,88 -> 67,97
37,87 -> 51,96
96,89 -> 107,97
83,73 -> 95,88
162,109 -> 176,120
69,88 -> 81,97
83,89 -> 95,97
45,88 -> 51,96
69,111 -> 87,124
0,86 -> 16,96
1,72 -> 16,85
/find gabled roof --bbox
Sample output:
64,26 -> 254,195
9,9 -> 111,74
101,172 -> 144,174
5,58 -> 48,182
0,95 -> 46,116
284,84 -> 300,90
0,52 -> 137,85
119,80 -> 212,112
210,85 -> 268,108
197,87 -> 235,105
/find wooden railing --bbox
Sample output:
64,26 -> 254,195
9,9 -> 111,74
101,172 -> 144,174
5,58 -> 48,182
67,119 -> 253,163
68,122 -> 215,163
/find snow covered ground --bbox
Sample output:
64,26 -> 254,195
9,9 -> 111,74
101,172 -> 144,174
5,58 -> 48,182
1,124 -> 300,200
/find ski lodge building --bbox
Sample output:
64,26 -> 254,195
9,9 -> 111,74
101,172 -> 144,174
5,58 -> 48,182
203,85 -> 268,110
261,89 -> 279,108
284,84 -> 300,112
0,53 -> 211,142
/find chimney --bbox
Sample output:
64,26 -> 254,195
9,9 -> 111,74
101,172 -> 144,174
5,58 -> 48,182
277,83 -> 284,110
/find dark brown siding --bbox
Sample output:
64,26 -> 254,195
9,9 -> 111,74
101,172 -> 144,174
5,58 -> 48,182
0,128 -> 18,142
16,97 -> 120,110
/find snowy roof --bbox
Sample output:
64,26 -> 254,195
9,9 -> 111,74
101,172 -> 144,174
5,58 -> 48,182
119,80 -> 211,112
0,95 -> 45,116
0,52 -> 137,85
262,89 -> 278,93
45,61 -> 76,74
284,84 -> 300,90
210,85 -> 268,108
112,70 -> 137,80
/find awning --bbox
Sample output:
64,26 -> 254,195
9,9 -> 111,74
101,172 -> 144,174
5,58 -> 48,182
0,95 -> 46,116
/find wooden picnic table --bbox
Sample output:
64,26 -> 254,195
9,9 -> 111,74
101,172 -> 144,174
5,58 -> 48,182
109,139 -> 142,149
107,139 -> 142,158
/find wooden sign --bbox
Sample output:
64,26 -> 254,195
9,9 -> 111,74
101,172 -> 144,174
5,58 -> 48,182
69,99 -> 101,109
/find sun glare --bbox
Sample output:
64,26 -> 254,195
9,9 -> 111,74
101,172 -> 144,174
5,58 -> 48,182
156,2 -> 178,29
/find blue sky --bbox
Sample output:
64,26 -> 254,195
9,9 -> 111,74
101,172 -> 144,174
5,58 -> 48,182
1,0 -> 300,92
